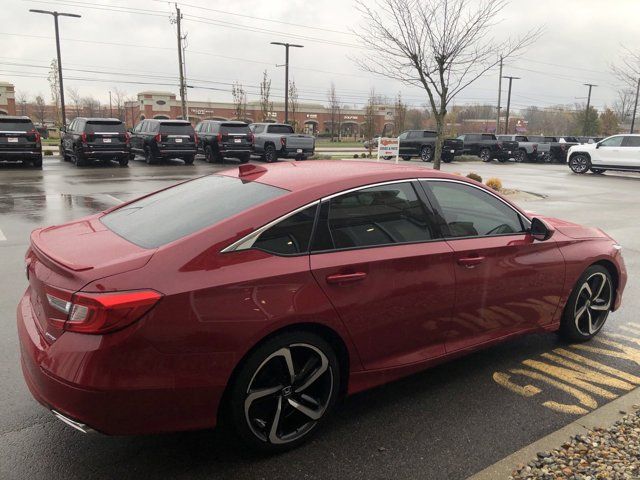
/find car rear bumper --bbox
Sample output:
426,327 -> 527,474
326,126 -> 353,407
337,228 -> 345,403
157,148 -> 197,158
80,148 -> 130,159
17,289 -> 225,435
280,147 -> 314,158
0,150 -> 42,160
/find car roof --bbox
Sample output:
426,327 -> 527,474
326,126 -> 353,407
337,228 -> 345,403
75,117 -> 122,122
146,119 -> 190,123
251,122 -> 290,126
219,160 -> 463,199
0,115 -> 32,121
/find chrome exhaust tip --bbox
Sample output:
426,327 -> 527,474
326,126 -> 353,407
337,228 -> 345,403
51,410 -> 95,434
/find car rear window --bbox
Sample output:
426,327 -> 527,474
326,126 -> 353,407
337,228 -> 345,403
267,125 -> 294,134
85,120 -> 125,133
481,134 -> 496,140
101,175 -> 287,248
221,124 -> 250,134
0,118 -> 34,131
159,122 -> 194,134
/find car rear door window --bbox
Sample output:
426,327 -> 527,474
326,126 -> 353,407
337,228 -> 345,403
85,121 -> 125,133
101,175 -> 288,248
252,204 -> 318,255
267,125 -> 294,134
312,182 -> 438,251
623,136 -> 640,147
423,181 -> 525,238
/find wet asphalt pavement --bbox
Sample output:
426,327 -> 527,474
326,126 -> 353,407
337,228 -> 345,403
0,155 -> 639,479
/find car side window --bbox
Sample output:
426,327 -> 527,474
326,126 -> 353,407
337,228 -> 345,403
398,132 -> 409,140
311,182 -> 438,252
423,181 -> 525,238
68,120 -> 76,132
622,136 -> 640,147
600,136 -> 623,147
252,204 -> 318,255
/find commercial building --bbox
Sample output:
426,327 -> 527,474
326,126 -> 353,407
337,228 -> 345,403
0,82 -> 16,115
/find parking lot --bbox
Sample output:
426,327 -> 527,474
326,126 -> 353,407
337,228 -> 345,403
1,156 -> 639,479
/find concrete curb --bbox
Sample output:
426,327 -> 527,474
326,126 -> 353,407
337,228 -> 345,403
467,387 -> 640,480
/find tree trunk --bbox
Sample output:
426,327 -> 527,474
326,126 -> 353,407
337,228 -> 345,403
433,114 -> 444,170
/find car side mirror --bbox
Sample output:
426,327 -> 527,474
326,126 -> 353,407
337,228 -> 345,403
530,217 -> 554,241
595,142 -> 600,149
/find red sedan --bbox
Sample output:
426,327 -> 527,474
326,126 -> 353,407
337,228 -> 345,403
18,161 -> 626,451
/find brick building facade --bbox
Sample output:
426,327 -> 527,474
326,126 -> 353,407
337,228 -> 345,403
0,82 -> 16,115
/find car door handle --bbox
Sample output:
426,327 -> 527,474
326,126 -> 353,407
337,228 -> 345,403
457,256 -> 485,268
326,272 -> 367,284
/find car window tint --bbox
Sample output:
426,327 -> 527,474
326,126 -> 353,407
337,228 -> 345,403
515,136 -> 528,142
268,125 -> 294,134
85,121 -> 125,133
221,124 -> 250,134
101,175 -> 288,248
481,134 -> 495,140
0,118 -> 35,132
252,204 -> 318,255
312,182 -> 437,251
425,181 -> 524,238
623,136 -> 640,147
159,122 -> 193,134
600,136 -> 623,147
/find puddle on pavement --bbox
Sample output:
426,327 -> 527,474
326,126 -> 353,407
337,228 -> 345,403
0,193 -> 120,224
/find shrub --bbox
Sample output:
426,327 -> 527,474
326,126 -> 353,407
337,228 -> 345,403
360,153 -> 367,158
485,177 -> 503,191
44,150 -> 53,156
466,172 -> 482,182
353,154 -> 359,158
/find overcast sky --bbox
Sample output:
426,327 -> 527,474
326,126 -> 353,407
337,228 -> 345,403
2,0 -> 639,112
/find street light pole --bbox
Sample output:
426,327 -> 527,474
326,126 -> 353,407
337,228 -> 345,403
271,42 -> 303,124
502,76 -> 520,134
29,9 -> 81,129
630,78 -> 640,134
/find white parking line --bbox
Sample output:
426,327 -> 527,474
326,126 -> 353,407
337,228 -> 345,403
0,228 -> 6,241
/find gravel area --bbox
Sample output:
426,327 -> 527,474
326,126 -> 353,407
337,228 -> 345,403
510,406 -> 640,479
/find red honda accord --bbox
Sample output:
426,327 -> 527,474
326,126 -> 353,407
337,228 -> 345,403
18,161 -> 626,451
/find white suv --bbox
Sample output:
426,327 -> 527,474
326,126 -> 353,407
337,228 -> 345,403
567,134 -> 640,174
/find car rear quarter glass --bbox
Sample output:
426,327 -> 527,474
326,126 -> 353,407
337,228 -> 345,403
101,175 -> 288,248
252,204 -> 318,255
0,118 -> 34,131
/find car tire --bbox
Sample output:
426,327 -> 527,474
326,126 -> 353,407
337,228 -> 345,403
382,156 -> 393,160
559,265 -> 613,343
228,330 -> 340,452
480,148 -> 491,162
542,152 -> 554,163
184,155 -> 195,165
569,154 -> 591,174
61,144 -> 70,161
74,147 -> 87,167
442,156 -> 453,163
239,154 -> 250,164
32,155 -> 43,168
591,168 -> 605,174
515,150 -> 527,163
144,146 -> 157,165
205,146 -> 214,163
264,144 -> 277,163
118,157 -> 129,167
420,146 -> 432,162
401,156 -> 412,161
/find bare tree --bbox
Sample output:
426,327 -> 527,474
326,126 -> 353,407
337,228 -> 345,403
327,83 -> 340,141
15,91 -> 29,116
363,89 -> 377,156
288,79 -> 299,131
82,96 -> 101,117
394,93 -> 407,135
67,87 -> 82,119
232,81 -> 247,121
259,70 -> 273,122
354,0 -> 540,169
612,87 -> 635,123
112,88 -> 127,121
47,59 -> 61,127
34,94 -> 47,125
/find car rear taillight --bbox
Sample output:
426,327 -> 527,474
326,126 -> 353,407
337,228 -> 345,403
194,132 -> 199,146
497,141 -> 503,149
45,286 -> 162,334
217,132 -> 223,142
247,132 -> 254,144
155,133 -> 162,143
81,132 -> 87,143
533,144 -> 538,151
280,136 -> 286,147
125,132 -> 131,145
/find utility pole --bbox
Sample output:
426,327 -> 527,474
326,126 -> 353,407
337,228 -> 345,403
631,78 -> 640,134
583,83 -> 597,136
496,56 -> 503,133
271,42 -> 304,124
29,9 -> 81,129
174,4 -> 187,120
502,76 -> 520,134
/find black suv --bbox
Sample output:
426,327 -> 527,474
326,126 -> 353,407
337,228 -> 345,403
398,130 -> 463,162
61,118 -> 131,167
195,120 -> 251,163
0,116 -> 42,168
130,119 -> 197,165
